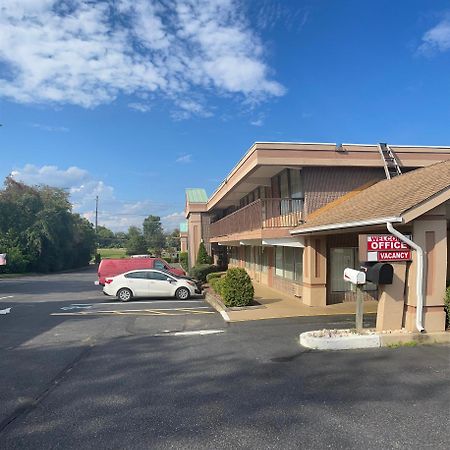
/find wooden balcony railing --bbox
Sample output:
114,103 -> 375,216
209,198 -> 303,238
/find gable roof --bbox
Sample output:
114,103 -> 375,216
291,160 -> 450,235
185,188 -> 208,203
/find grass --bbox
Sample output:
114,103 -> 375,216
97,248 -> 127,259
387,341 -> 418,349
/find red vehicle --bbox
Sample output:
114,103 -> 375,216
96,258 -> 186,286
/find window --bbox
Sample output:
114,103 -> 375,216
284,247 -> 294,280
289,169 -> 304,201
330,248 -> 376,292
262,247 -> 269,273
294,248 -> 303,282
125,271 -> 149,279
275,246 -> 304,281
154,260 -> 165,270
280,170 -> 289,198
149,271 -> 171,281
275,247 -> 283,277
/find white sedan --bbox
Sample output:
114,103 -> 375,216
103,269 -> 197,302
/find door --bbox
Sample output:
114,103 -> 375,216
148,271 -> 174,297
124,271 -> 151,297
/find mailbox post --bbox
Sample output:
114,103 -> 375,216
343,268 -> 366,332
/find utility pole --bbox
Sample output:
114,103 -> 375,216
95,195 -> 99,234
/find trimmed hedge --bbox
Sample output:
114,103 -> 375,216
189,264 -> 220,282
209,277 -> 225,296
221,268 -> 254,307
206,271 -> 226,283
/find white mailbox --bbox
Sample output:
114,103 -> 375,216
343,268 -> 366,285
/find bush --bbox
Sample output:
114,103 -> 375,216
196,242 -> 212,265
206,271 -> 226,283
179,252 -> 188,271
189,264 -> 220,282
221,268 -> 254,307
210,277 -> 225,296
445,285 -> 450,329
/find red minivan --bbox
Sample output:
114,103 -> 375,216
96,258 -> 186,286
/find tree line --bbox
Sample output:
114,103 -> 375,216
0,177 -> 96,273
97,216 -> 180,257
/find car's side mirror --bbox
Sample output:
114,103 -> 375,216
166,277 -> 173,282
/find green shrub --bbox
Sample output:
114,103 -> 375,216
206,271 -> 226,283
189,264 -> 220,282
221,268 -> 254,307
179,252 -> 188,271
209,277 -> 225,296
196,242 -> 212,265
445,285 -> 450,329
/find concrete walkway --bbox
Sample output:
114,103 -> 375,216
224,282 -> 378,322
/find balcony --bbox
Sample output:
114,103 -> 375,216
209,198 -> 303,239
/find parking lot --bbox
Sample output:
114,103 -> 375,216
0,266 -> 449,449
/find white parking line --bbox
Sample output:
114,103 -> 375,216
98,300 -> 205,305
157,330 -> 225,336
0,296 -> 14,300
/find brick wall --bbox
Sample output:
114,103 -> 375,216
303,167 -> 385,216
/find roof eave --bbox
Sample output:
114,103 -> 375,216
290,217 -> 403,235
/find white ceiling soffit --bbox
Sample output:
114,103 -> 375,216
262,237 -> 305,248
239,240 -> 263,246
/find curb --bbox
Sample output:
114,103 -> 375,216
300,329 -> 450,350
204,291 -> 230,322
300,330 -> 380,350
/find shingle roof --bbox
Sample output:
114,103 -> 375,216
291,160 -> 450,234
185,188 -> 208,203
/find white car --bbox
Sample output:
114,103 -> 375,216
103,269 -> 197,302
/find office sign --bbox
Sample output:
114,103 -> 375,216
359,234 -> 412,262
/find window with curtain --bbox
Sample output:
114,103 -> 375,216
294,248 -> 303,282
275,246 -> 283,277
284,247 -> 294,280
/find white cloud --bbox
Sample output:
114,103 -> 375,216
175,154 -> 192,164
10,164 -> 180,232
30,123 -> 69,132
418,17 -> 450,54
0,0 -> 285,114
128,102 -> 151,113
250,118 -> 263,127
161,212 -> 185,230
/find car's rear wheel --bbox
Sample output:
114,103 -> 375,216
175,287 -> 190,300
117,288 -> 132,302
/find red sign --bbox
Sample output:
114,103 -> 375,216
365,234 -> 412,262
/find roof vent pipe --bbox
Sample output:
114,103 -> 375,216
386,222 -> 425,332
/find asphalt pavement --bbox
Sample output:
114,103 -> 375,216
0,267 -> 449,449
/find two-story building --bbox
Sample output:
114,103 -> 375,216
184,142 -> 450,332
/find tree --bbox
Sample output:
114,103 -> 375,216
143,215 -> 165,256
126,226 -> 148,255
196,241 -> 212,265
0,177 -> 96,273
96,225 -> 115,248
166,228 -> 180,252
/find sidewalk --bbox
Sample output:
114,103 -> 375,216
210,282 -> 378,322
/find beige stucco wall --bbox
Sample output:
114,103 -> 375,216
187,212 -> 203,268
404,207 -> 447,332
302,236 -> 327,307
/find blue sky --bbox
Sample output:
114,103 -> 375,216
1,0 -> 450,231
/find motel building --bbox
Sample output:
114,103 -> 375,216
183,142 -> 450,333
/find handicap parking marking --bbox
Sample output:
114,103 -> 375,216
0,307 -> 12,315
60,304 -> 94,311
